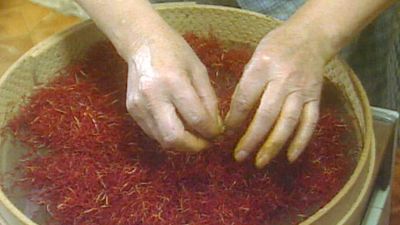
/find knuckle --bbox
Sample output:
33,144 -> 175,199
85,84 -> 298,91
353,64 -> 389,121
245,60 -> 267,75
160,130 -> 183,148
126,94 -> 141,114
140,88 -> 153,99
259,54 -> 273,64
190,113 -> 207,126
138,78 -> 158,98
293,90 -> 306,100
234,94 -> 252,113
253,52 -> 275,69
201,92 -> 218,110
253,122 -> 266,131
162,70 -> 187,86
258,107 -> 274,118
285,114 -> 298,124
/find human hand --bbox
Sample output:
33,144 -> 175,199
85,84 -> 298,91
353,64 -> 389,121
125,24 -> 223,152
226,25 -> 328,168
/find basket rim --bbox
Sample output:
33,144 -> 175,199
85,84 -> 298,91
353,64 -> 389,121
0,20 -> 95,225
0,3 -> 374,225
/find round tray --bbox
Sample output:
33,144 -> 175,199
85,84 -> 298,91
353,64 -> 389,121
0,4 -> 375,225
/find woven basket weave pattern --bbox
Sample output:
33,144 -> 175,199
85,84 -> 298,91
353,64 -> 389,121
0,4 -> 374,225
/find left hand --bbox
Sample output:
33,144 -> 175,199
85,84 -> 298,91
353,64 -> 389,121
225,25 -> 328,168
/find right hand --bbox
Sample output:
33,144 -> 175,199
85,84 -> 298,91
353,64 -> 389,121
225,25 -> 325,168
125,23 -> 223,152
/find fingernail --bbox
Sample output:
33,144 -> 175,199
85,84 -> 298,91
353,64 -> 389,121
288,149 -> 301,163
255,154 -> 271,169
217,115 -> 225,133
234,150 -> 249,162
193,140 -> 210,153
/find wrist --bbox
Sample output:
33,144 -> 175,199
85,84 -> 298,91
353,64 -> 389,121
282,19 -> 340,64
115,18 -> 170,62
267,22 -> 333,67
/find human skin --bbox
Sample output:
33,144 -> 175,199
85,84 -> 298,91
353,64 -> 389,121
76,0 -> 395,168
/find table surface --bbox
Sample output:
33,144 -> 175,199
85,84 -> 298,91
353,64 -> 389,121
1,1 -> 399,224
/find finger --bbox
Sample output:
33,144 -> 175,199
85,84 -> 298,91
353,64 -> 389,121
225,60 -> 269,129
170,76 -> 221,138
254,93 -> 303,169
126,66 -> 160,140
131,108 -> 160,141
151,101 -> 209,152
126,94 -> 160,141
190,65 -> 223,130
233,82 -> 286,162
287,100 -> 320,162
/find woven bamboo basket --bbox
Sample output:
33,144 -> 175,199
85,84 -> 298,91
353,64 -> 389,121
0,4 -> 375,225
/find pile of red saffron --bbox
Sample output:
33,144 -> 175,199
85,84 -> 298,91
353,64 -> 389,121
6,34 -> 358,225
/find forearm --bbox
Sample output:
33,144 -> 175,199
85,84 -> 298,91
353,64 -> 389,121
75,0 -> 167,60
285,0 -> 396,60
